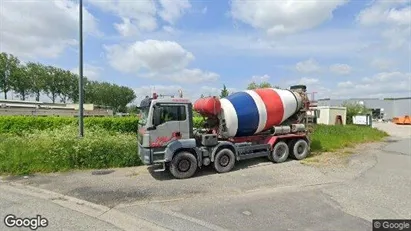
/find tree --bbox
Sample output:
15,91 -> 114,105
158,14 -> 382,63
343,102 -> 371,124
0,52 -> 20,99
58,70 -> 78,103
247,82 -> 258,90
220,84 -> 229,98
259,82 -> 272,88
10,64 -> 32,100
26,62 -> 46,101
43,66 -> 62,103
247,81 -> 280,90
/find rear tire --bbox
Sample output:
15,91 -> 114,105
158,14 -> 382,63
169,151 -> 198,179
290,139 -> 309,160
213,148 -> 236,173
270,141 -> 289,163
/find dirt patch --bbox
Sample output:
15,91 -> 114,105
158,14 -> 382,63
301,141 -> 384,167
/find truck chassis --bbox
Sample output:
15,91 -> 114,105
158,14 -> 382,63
142,130 -> 310,179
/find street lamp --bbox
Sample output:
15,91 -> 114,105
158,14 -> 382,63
78,0 -> 84,137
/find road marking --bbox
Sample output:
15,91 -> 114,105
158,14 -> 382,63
1,182 -> 170,231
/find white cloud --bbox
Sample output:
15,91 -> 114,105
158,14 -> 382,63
230,0 -> 348,35
0,0 -> 100,59
89,0 -> 157,36
330,64 -> 352,75
158,0 -> 191,25
70,64 -> 103,80
295,59 -> 321,73
357,0 -> 411,50
251,74 -> 270,83
142,68 -> 219,84
88,0 -> 191,37
104,40 -> 219,84
370,58 -> 395,71
337,81 -> 353,88
298,77 -> 319,85
333,72 -> 411,98
105,40 -> 194,73
357,0 -> 410,26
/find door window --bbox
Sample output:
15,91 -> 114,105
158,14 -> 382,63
159,105 -> 186,124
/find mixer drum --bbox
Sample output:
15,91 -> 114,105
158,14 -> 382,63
219,88 -> 302,137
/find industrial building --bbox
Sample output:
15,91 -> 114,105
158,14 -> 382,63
0,99 -> 113,117
317,97 -> 411,120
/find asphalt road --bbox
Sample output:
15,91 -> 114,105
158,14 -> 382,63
1,122 -> 410,231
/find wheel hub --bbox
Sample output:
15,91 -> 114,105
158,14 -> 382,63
219,154 -> 230,167
297,145 -> 304,154
178,159 -> 190,172
276,146 -> 285,157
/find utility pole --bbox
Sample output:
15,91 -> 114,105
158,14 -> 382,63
78,0 -> 84,137
4,60 -> 9,100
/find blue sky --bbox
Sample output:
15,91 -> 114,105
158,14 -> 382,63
1,0 -> 410,103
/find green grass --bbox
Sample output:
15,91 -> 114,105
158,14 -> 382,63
309,124 -> 388,152
0,116 -> 389,175
0,116 -> 139,134
0,126 -> 140,175
302,124 -> 389,165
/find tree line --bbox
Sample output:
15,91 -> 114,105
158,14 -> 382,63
0,52 -> 136,112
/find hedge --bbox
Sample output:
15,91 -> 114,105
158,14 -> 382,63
0,116 -> 206,134
0,126 -> 139,175
0,116 -> 138,134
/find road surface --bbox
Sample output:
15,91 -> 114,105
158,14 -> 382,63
1,122 -> 410,231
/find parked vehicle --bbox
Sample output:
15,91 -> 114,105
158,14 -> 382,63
137,85 -> 311,179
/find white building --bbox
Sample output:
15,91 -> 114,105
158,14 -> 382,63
315,106 -> 347,125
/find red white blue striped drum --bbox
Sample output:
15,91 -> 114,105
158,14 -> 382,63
219,88 -> 303,137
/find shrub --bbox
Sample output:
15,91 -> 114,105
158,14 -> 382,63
0,126 -> 139,175
342,102 -> 372,124
0,116 -> 139,134
193,116 -> 204,128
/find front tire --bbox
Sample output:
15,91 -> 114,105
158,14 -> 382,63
213,148 -> 236,173
169,151 -> 198,179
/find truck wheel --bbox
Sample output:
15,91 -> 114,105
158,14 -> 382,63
270,141 -> 289,163
213,148 -> 236,173
291,139 -> 309,160
169,151 -> 198,179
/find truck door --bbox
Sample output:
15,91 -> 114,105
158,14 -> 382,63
150,103 -> 189,147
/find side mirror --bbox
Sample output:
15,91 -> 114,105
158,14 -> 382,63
153,106 -> 162,126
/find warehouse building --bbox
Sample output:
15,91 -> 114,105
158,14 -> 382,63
317,97 -> 411,120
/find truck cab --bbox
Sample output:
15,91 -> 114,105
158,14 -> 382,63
138,93 -> 195,167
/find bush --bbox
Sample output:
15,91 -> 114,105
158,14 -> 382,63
193,116 -> 204,128
310,124 -> 388,152
0,116 -> 139,134
0,126 -> 139,175
342,102 -> 371,124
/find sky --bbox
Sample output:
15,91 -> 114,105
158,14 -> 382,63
0,0 -> 410,104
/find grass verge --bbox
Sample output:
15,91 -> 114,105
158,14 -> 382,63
302,124 -> 389,165
0,122 -> 389,175
0,126 -> 140,175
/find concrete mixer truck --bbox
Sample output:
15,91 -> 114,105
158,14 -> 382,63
137,85 -> 311,179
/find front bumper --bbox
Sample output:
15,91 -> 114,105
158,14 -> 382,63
138,142 -> 152,165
